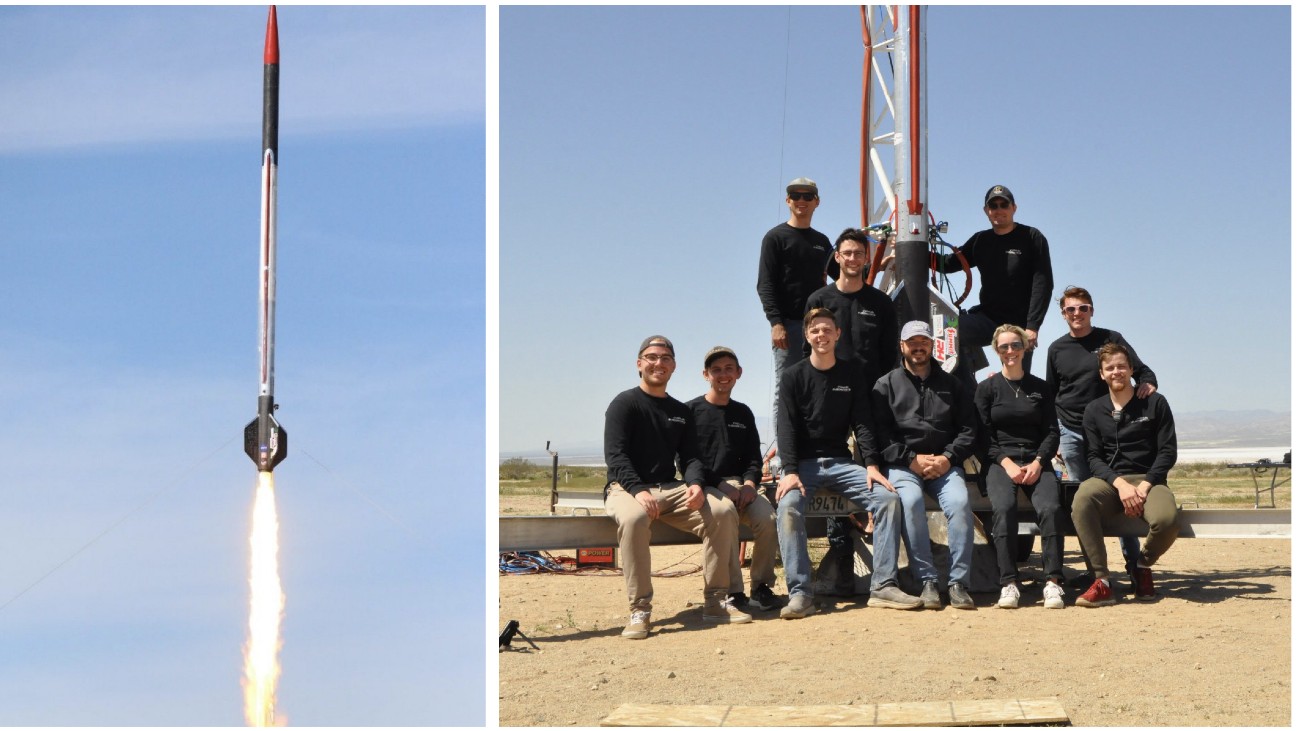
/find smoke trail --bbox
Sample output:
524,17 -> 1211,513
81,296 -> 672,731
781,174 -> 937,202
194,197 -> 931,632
243,471 -> 284,726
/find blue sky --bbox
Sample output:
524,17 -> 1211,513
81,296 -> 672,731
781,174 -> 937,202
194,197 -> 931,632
499,5 -> 1291,456
0,6 -> 483,725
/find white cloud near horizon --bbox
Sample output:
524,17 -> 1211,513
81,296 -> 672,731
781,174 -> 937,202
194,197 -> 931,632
0,6 -> 484,154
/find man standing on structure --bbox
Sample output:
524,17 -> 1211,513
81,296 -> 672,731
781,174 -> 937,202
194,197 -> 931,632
686,346 -> 780,612
1045,285 -> 1158,588
939,185 -> 1054,389
873,321 -> 979,610
603,336 -> 752,639
804,228 -> 899,594
757,177 -> 832,446
774,308 -> 922,618
1073,343 -> 1179,606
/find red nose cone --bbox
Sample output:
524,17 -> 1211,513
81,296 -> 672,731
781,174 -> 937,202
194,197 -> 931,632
264,6 -> 279,65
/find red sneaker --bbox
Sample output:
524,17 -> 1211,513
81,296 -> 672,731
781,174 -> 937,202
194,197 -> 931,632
1076,578 -> 1116,607
1132,566 -> 1157,601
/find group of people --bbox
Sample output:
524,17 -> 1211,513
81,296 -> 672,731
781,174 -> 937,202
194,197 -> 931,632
600,178 -> 1179,639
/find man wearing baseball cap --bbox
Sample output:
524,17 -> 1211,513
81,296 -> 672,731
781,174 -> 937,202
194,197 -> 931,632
936,185 -> 1054,391
604,336 -> 751,639
685,346 -> 780,612
872,321 -> 980,610
757,177 -> 833,446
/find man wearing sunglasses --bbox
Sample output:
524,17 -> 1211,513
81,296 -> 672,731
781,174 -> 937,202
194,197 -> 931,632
757,177 -> 833,446
604,336 -> 752,639
938,185 -> 1054,391
1045,286 -> 1158,589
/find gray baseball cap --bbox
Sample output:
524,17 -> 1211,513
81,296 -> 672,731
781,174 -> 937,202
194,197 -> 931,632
900,320 -> 932,341
638,335 -> 675,357
703,346 -> 739,368
786,177 -> 818,195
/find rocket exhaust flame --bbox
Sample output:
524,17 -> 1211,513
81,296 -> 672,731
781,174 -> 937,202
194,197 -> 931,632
243,471 -> 284,727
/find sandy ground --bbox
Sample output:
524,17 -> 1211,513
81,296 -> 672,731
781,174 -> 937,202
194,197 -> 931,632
499,511 -> 1290,727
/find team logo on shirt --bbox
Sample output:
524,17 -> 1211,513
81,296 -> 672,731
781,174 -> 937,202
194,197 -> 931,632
1007,249 -> 1022,256
832,385 -> 852,393
1133,416 -> 1151,424
856,308 -> 877,319
667,416 -> 687,425
728,421 -> 747,430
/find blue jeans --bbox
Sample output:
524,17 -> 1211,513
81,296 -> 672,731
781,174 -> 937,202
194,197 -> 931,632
777,458 -> 904,598
890,466 -> 974,586
1059,420 -> 1140,565
770,318 -> 807,450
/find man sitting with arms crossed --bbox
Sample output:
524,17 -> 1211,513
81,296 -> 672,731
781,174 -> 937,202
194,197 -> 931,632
686,346 -> 780,612
872,321 -> 979,610
604,336 -> 751,639
775,308 -> 922,619
1073,342 -> 1179,607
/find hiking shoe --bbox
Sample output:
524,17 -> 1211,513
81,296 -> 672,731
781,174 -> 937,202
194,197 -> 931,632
949,583 -> 975,610
780,592 -> 817,619
997,583 -> 1020,609
1076,579 -> 1116,607
920,580 -> 941,610
1042,580 -> 1065,609
704,595 -> 753,624
622,609 -> 650,639
867,584 -> 923,610
751,583 -> 779,611
1132,566 -> 1157,601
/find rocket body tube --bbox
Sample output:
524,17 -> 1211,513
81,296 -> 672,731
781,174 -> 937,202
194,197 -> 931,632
245,5 -> 287,472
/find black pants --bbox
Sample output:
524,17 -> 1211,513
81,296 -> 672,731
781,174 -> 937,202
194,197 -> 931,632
986,463 -> 1063,583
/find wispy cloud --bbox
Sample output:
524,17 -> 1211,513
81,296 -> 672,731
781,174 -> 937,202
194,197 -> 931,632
0,6 -> 484,153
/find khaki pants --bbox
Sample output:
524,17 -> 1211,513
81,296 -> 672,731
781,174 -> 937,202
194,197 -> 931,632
605,481 -> 737,612
1072,475 -> 1179,579
713,478 -> 778,593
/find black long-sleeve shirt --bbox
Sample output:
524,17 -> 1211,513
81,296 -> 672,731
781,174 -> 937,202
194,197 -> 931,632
1082,391 -> 1177,487
1045,327 -> 1158,431
802,282 -> 899,386
936,223 -> 1053,331
974,372 -> 1060,466
603,387 -> 705,496
685,396 -> 762,487
776,358 -> 878,472
871,363 -> 978,468
756,223 -> 832,325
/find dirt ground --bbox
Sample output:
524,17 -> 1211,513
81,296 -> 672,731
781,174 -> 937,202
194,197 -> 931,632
498,497 -> 1290,727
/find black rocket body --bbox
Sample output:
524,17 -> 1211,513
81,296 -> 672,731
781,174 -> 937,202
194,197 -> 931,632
245,5 -> 287,472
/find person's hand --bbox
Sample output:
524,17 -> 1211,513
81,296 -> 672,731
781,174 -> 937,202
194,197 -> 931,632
776,473 -> 805,502
1116,478 -> 1144,517
635,490 -> 660,520
1020,459 -> 1043,485
1136,383 -> 1157,399
866,465 -> 896,493
909,456 -> 926,477
1001,457 -> 1024,484
771,323 -> 788,350
1025,328 -> 1039,350
720,483 -> 741,505
685,484 -> 705,511
737,484 -> 758,511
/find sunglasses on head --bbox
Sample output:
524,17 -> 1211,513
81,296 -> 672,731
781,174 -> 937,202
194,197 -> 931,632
789,192 -> 817,202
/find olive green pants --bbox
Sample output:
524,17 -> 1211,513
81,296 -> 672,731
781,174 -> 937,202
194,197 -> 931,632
1072,475 -> 1178,579
714,478 -> 778,594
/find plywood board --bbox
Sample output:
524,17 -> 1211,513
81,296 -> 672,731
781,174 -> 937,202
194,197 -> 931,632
601,697 -> 1068,727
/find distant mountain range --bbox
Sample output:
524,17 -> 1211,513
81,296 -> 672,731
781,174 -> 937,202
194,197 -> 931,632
502,409 -> 1290,463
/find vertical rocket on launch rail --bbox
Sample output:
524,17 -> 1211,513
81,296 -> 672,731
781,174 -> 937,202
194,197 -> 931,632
244,5 -> 287,473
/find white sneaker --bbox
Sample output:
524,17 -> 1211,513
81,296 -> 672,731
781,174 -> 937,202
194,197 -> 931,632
1042,580 -> 1065,609
997,583 -> 1020,609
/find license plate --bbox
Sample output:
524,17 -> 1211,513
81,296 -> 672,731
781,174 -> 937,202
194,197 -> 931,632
804,491 -> 859,517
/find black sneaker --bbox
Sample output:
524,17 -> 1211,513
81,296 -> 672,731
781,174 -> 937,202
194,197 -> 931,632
728,591 -> 749,608
948,582 -> 975,610
751,583 -> 779,611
